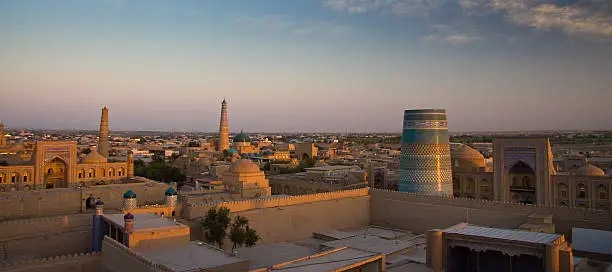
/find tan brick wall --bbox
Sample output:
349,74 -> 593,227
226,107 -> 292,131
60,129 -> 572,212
0,252 -> 101,272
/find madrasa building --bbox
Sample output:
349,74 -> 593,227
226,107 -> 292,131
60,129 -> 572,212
451,137 -> 612,211
0,107 -> 134,191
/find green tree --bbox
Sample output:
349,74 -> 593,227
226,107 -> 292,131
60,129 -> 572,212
201,207 -> 231,248
230,215 -> 260,251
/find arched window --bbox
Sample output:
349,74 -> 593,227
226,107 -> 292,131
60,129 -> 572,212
118,168 -> 124,177
23,172 -> 29,183
47,168 -> 53,174
480,179 -> 490,193
466,177 -> 475,193
11,173 -> 17,183
558,183 -> 568,198
598,185 -> 608,200
0,173 -> 3,183
577,183 -> 587,199
88,169 -> 95,178
109,168 -> 115,177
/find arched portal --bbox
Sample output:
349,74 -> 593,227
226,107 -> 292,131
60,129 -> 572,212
508,160 -> 536,204
45,158 -> 67,189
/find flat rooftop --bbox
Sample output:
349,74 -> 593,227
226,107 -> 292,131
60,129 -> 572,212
322,234 -> 421,255
237,242 -> 317,270
443,223 -> 562,245
304,165 -> 360,171
132,241 -> 247,272
102,213 -> 185,231
267,247 -> 382,272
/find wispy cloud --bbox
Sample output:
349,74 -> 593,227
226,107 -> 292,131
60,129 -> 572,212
424,33 -> 483,44
323,0 -> 612,40
236,15 -> 349,35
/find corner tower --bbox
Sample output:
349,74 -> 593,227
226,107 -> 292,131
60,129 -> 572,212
98,107 -> 110,157
218,99 -> 230,152
398,109 -> 452,195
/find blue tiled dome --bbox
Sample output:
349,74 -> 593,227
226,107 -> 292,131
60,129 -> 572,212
229,148 -> 239,154
123,190 -> 137,199
233,131 -> 251,143
124,213 -> 134,220
165,187 -> 178,196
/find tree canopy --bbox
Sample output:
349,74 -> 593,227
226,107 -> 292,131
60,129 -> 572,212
201,207 -> 231,248
230,215 -> 260,251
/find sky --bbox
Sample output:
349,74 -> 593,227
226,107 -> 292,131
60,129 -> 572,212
0,0 -> 611,133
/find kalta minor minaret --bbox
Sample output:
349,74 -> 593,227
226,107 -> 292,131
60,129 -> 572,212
218,99 -> 230,151
98,107 -> 110,157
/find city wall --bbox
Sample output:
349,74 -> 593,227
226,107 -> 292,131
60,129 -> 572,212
181,187 -> 369,220
0,252 -> 101,272
369,189 -> 612,240
0,214 -> 93,260
184,188 -> 371,245
0,180 -> 171,220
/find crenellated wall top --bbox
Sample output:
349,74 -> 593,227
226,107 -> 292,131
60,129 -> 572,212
0,251 -> 101,269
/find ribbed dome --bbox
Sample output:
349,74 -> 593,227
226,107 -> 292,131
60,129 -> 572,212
165,187 -> 178,196
229,159 -> 261,173
451,145 -> 485,168
233,131 -> 251,143
123,190 -> 137,199
576,164 -> 605,177
81,150 -> 107,164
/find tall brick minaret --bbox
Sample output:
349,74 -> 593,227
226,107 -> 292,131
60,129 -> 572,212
98,107 -> 110,157
0,122 -> 6,148
218,99 -> 229,152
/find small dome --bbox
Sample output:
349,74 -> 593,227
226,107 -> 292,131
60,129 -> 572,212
451,145 -> 486,168
124,213 -> 134,220
228,148 -> 239,154
229,159 -> 261,173
123,190 -> 137,199
576,164 -> 605,177
95,200 -> 104,206
263,150 -> 273,156
165,187 -> 178,196
81,150 -> 108,164
233,131 -> 251,143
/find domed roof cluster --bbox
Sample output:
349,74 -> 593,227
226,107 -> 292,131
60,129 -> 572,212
233,131 -> 251,143
228,159 -> 261,174
576,164 -> 605,177
451,145 -> 486,168
81,150 -> 108,164
165,187 -> 178,196
123,190 -> 137,199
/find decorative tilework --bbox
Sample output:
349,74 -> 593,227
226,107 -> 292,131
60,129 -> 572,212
399,109 -> 453,196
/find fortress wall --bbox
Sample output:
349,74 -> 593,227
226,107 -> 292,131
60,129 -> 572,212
182,187 -> 369,220
0,252 -> 101,272
370,189 -> 612,239
101,236 -> 173,272
233,195 -> 370,245
0,214 -> 93,259
0,180 -> 171,220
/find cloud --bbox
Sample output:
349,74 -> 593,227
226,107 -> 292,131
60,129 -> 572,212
424,33 -> 483,44
236,15 -> 349,35
322,0 -> 446,16
324,0 -> 612,40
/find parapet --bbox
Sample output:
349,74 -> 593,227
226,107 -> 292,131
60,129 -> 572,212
0,252 -> 101,270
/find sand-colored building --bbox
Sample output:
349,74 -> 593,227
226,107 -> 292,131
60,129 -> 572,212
222,159 -> 271,199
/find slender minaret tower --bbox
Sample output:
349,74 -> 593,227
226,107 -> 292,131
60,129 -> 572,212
98,107 -> 110,157
218,99 -> 230,152
0,122 -> 6,148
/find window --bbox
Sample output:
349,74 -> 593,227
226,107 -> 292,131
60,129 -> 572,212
598,185 -> 608,200
11,173 -> 16,183
48,168 -> 53,174
558,183 -> 568,198
480,179 -> 490,193
23,175 -> 27,183
78,173 -> 82,178
577,184 -> 587,199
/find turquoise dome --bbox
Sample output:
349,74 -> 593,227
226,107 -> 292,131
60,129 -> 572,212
228,148 -> 239,154
233,131 -> 251,143
123,190 -> 137,199
165,187 -> 178,196
263,150 -> 273,155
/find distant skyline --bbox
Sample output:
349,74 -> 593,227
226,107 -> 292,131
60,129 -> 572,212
1,0 -> 611,132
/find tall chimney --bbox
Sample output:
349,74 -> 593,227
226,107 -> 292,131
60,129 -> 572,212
98,107 -> 110,157
218,99 -> 229,152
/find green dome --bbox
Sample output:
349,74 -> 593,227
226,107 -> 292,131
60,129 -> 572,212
123,190 -> 137,199
233,131 -> 251,143
165,187 -> 178,196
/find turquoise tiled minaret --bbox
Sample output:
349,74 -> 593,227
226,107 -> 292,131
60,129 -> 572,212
399,109 -> 452,195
